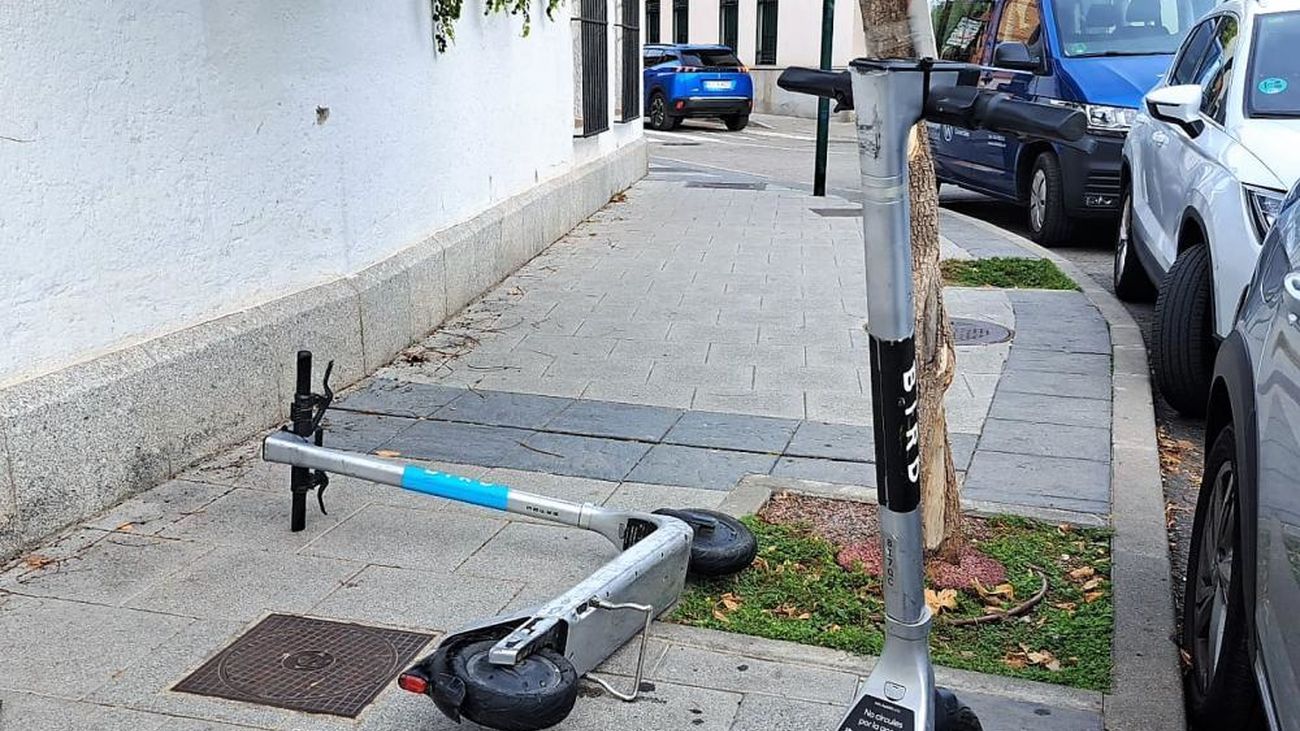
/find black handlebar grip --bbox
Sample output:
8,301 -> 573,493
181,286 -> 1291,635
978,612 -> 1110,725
975,94 -> 1087,142
777,67 -> 854,110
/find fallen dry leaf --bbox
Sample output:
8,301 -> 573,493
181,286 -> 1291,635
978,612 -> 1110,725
115,522 -> 135,532
720,593 -> 742,611
1053,601 -> 1078,613
22,554 -> 54,570
1083,590 -> 1106,603
773,604 -> 813,620
974,580 -> 1016,602
1057,523 -> 1074,534
374,449 -> 402,458
925,588 -> 959,615
1068,566 -> 1096,580
1081,577 -> 1105,591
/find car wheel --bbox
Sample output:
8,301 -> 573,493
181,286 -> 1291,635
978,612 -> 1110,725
1182,425 -> 1262,728
1113,186 -> 1156,302
1153,243 -> 1215,416
1027,152 -> 1075,247
722,113 -> 749,131
647,93 -> 678,132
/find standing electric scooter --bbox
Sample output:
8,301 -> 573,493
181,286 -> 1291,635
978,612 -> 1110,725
777,59 -> 1086,731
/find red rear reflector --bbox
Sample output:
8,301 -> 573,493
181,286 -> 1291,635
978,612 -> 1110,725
675,100 -> 685,110
398,673 -> 428,695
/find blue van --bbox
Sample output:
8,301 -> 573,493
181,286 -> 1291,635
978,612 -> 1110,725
929,0 -> 1214,244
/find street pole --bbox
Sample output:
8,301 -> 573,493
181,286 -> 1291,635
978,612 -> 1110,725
812,0 -> 835,196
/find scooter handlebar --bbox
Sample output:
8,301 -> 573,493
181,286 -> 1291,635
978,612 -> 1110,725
777,66 -> 1086,143
925,85 -> 1086,142
776,67 -> 854,111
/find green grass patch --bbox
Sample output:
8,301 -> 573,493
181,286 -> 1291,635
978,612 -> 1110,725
942,257 -> 1078,290
672,515 -> 1113,691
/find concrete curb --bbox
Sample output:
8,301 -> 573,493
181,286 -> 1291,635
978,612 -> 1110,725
943,208 -> 1186,731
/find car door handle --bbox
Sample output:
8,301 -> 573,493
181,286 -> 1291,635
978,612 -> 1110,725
1152,130 -> 1169,147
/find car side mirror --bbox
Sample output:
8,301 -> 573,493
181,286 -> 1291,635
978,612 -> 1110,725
1145,84 -> 1204,136
993,42 -> 1040,72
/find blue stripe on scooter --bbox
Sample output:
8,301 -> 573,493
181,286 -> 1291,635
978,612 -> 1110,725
400,466 -> 510,510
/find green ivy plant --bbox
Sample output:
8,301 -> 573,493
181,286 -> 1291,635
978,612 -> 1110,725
432,0 -> 564,52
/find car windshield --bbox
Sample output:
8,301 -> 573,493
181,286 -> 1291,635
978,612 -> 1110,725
1248,11 -> 1300,118
680,49 -> 743,67
1052,0 -> 1214,57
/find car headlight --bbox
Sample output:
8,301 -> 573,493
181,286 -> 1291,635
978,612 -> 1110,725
1044,100 -> 1137,134
1246,185 -> 1286,240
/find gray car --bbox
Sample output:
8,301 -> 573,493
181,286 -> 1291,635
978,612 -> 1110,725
1188,180 -> 1300,730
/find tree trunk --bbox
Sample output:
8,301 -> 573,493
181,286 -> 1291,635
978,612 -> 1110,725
857,0 -> 964,559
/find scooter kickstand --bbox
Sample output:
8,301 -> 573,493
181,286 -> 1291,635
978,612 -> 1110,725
582,598 -> 655,702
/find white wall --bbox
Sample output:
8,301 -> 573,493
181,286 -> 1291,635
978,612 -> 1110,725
0,0 -> 640,386
680,0 -> 865,66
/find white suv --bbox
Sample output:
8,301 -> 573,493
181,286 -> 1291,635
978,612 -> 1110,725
1114,0 -> 1300,416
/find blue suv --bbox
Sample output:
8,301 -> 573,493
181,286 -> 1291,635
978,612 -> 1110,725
928,0 -> 1214,245
643,44 -> 754,131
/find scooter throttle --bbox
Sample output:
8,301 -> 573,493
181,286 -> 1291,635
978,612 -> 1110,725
776,67 -> 854,111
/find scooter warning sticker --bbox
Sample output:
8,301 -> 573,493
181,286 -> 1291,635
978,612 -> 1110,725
838,695 -> 915,731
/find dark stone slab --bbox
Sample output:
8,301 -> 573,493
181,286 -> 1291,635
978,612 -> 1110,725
987,391 -> 1111,429
545,400 -> 684,442
433,390 -> 573,429
771,457 -> 876,487
1005,348 -> 1111,376
979,417 -> 1111,463
785,421 -> 875,462
378,420 -> 534,465
627,444 -> 778,490
663,411 -> 800,454
319,411 -> 417,453
963,450 -> 1110,514
332,378 -> 465,418
499,432 -> 651,482
1000,369 -> 1111,401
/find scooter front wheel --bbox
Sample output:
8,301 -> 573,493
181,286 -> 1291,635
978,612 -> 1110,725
654,508 -> 757,577
415,636 -> 579,731
935,687 -> 984,731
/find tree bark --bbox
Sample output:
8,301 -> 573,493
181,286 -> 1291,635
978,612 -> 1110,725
857,0 -> 963,559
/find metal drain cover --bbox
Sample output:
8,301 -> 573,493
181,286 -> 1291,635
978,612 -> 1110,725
811,208 -> 863,217
173,614 -> 432,718
685,181 -> 767,190
951,317 -> 1013,346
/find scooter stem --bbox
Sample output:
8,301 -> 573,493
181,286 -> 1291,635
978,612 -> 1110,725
845,61 -> 935,730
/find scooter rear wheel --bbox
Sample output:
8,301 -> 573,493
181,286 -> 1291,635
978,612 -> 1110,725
654,508 -> 757,577
442,638 -> 579,731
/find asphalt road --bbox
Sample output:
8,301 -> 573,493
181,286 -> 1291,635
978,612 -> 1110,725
647,112 -> 1202,632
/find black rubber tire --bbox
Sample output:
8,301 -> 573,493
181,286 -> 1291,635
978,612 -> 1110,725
647,92 -> 679,132
723,113 -> 749,131
1153,243 -> 1215,417
1027,152 -> 1076,247
1181,427 -> 1262,729
654,508 -> 757,577
447,639 -> 579,731
935,688 -> 984,731
1113,185 -> 1156,302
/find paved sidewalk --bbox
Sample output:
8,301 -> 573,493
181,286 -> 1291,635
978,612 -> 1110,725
0,172 -> 1118,730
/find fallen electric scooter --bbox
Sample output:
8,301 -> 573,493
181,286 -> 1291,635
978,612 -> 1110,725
777,59 -> 1086,731
263,351 -> 757,730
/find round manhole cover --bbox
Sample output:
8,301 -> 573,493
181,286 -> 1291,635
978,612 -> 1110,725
951,317 -> 1013,346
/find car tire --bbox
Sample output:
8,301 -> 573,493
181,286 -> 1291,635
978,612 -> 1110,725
647,92 -> 679,132
1182,426 -> 1263,728
1114,186 -> 1156,302
722,113 -> 749,131
1153,243 -> 1215,416
1027,152 -> 1075,247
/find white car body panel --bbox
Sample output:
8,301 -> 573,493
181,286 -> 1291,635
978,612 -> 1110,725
1124,0 -> 1300,338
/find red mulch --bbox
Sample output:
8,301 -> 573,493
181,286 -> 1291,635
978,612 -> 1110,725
758,491 -> 1007,590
